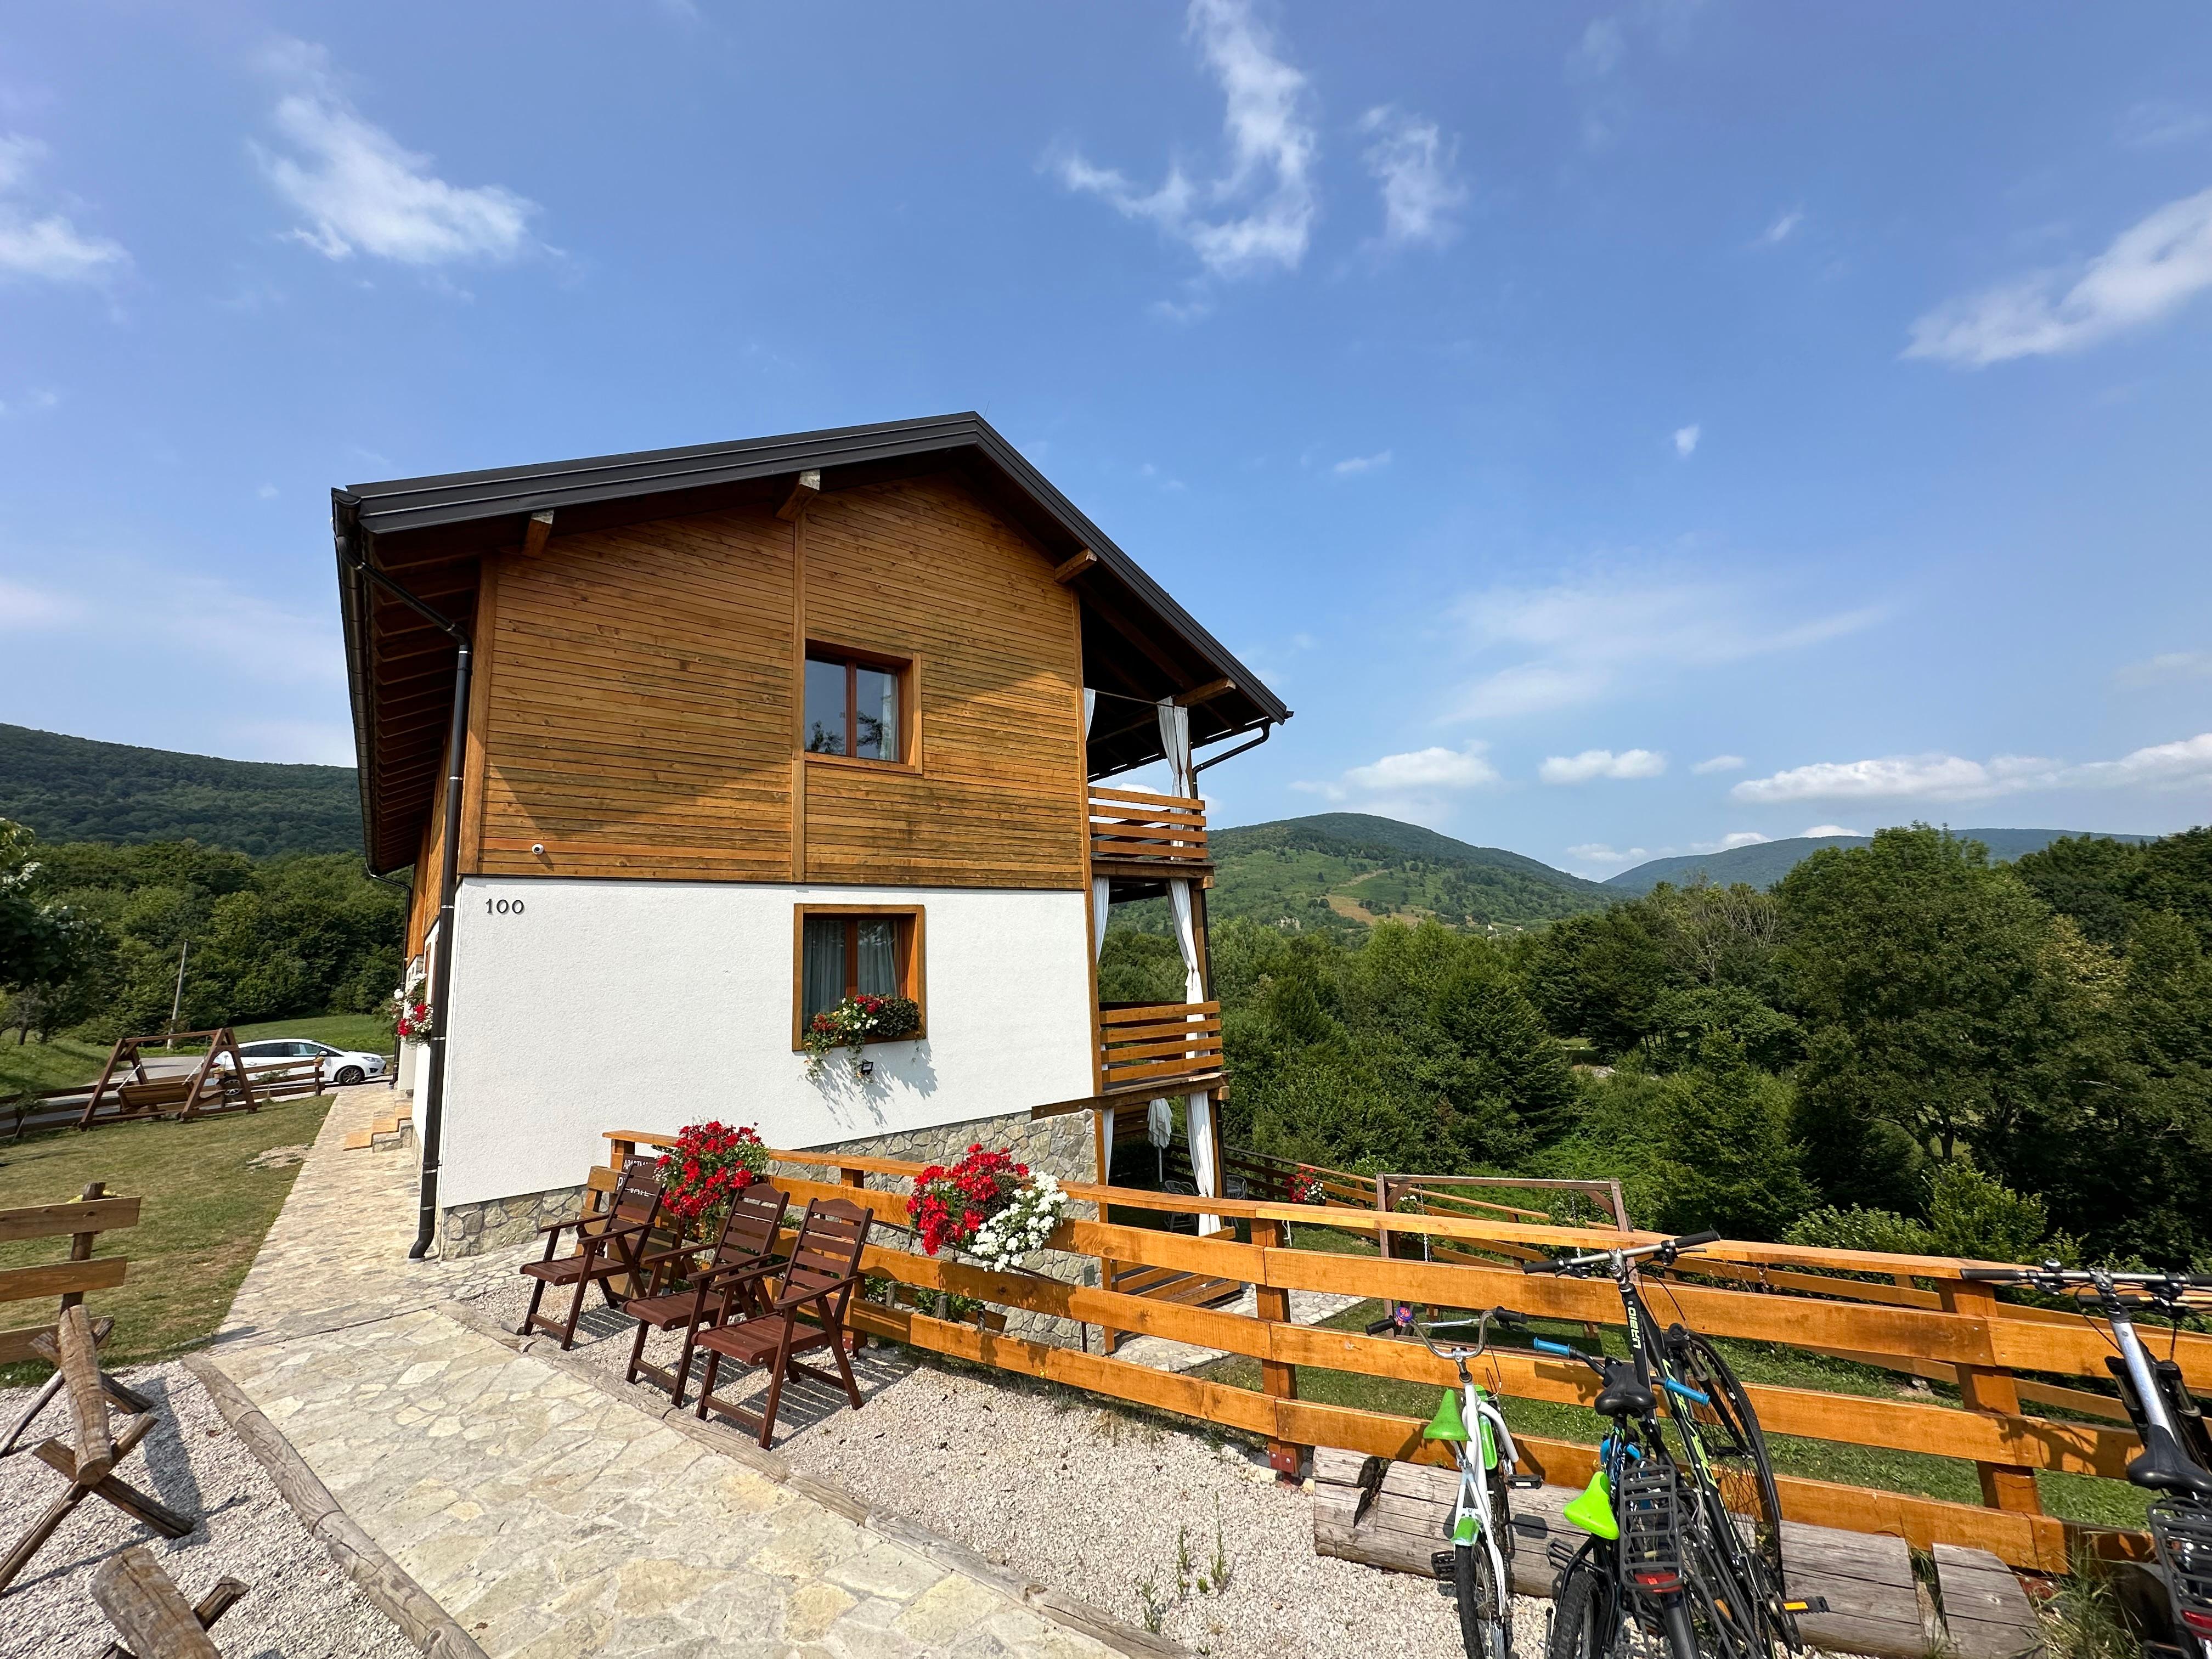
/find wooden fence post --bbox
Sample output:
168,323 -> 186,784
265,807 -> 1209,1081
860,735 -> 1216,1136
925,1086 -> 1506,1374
60,1181 -> 106,1313
842,1166 -> 867,1351
1251,1216 -> 1301,1477
1939,1276 -> 2044,1517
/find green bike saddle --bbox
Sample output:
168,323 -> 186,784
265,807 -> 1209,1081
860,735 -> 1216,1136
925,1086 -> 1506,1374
1561,1470 -> 1619,1540
1423,1389 -> 1469,1443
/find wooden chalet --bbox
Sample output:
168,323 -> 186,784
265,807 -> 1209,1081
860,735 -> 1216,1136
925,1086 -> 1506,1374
335,413 -> 1289,1259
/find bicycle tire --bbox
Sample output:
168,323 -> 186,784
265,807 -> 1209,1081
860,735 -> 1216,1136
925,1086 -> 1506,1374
1666,1328 -> 1795,1651
1456,1538 -> 1510,1659
1545,1559 -> 1611,1659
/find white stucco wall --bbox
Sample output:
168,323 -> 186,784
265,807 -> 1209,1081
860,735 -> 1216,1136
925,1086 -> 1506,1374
437,875 -> 1095,1207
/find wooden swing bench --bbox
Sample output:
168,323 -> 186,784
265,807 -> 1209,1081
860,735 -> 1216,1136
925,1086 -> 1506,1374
76,1030 -> 263,1131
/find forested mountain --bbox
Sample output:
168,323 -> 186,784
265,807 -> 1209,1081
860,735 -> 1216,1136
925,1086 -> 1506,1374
0,723 -> 362,857
1607,827 -> 2153,894
1203,812 -> 1613,936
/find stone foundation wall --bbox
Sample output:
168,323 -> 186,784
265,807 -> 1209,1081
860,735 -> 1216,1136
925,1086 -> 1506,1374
774,1107 -> 1103,1348
439,1183 -> 585,1258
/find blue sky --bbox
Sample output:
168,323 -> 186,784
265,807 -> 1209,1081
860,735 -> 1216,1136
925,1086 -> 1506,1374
2,3 -> 2209,878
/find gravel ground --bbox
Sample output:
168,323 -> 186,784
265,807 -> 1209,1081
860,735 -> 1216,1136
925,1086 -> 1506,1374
460,1272 -> 1551,1659
0,1361 -> 417,1659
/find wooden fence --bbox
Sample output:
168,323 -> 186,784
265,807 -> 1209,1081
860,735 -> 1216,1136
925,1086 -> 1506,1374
595,1130 -> 2194,1573
0,1183 -> 138,1367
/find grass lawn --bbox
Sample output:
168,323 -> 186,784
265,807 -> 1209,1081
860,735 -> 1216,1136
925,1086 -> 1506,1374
1,1012 -> 393,1099
0,1094 -> 332,1384
1194,1287 -> 2152,1530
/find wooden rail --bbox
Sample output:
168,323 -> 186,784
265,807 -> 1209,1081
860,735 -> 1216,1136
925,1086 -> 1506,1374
0,1183 -> 139,1365
1088,787 -> 1209,866
1097,1001 -> 1224,1091
596,1131 -> 2180,1571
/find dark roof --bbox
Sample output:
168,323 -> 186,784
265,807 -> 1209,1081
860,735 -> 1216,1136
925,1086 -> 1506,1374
335,412 -> 1289,872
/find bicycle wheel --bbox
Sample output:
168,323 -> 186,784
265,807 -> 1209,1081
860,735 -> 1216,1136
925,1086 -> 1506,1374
1666,1328 -> 1793,1649
1455,1539 -> 1510,1659
1546,1558 -> 1612,1659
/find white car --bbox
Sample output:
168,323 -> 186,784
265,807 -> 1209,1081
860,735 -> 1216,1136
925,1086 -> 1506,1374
231,1039 -> 388,1087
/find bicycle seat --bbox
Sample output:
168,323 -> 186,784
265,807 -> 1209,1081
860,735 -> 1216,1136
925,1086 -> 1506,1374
1595,1365 -> 1656,1419
2129,1425 -> 2212,1499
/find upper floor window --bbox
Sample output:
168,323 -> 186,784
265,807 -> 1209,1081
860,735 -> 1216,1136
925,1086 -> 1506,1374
804,647 -> 905,762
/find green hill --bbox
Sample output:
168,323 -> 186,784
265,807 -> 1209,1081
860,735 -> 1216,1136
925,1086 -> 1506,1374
0,723 -> 362,857
1606,827 -> 2158,894
1201,812 -> 1614,935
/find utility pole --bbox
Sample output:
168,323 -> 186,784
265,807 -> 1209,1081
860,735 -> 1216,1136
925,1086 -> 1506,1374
166,940 -> 189,1047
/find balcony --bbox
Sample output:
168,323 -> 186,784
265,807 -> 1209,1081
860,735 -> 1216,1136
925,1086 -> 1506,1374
1097,1000 -> 1224,1094
1088,787 -> 1208,875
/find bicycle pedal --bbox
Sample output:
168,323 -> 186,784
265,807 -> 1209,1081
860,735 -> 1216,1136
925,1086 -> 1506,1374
1547,1539 -> 1579,1572
1510,1515 -> 1550,1537
1431,1549 -> 1458,1582
1508,1474 -> 1544,1489
1783,1598 -> 1829,1616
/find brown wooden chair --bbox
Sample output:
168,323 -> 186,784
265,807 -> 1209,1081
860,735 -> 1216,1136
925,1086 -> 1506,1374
517,1155 -> 665,1349
623,1180 -> 791,1407
693,1196 -> 873,1447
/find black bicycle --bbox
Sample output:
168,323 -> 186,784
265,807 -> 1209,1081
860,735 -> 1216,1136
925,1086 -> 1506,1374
1523,1231 -> 1813,1659
1962,1261 -> 2212,1658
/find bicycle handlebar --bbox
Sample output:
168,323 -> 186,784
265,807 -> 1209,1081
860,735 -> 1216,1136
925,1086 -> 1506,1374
1520,1228 -> 1722,1276
1962,1264 -> 2212,1289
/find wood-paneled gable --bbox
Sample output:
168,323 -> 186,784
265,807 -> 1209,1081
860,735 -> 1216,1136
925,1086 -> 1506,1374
799,476 -> 1086,889
464,473 -> 1087,890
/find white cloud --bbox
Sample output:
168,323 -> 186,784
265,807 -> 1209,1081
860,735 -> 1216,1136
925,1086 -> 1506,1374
1358,106 -> 1465,248
1905,187 -> 2212,366
1571,19 -> 1626,79
0,135 -> 128,283
1449,574 -> 1881,720
1539,747 -> 1667,784
1296,741 -> 1502,826
1761,207 -> 1805,245
2118,101 -> 2211,151
1708,831 -> 1770,851
1331,450 -> 1391,476
1564,842 -> 1649,876
1801,824 -> 1863,839
257,483 -> 279,500
1733,732 -> 2212,804
2116,651 -> 2212,688
1692,753 -> 1746,775
0,575 -> 87,630
1057,0 -> 1316,280
1673,423 -> 1700,457
258,41 -> 539,266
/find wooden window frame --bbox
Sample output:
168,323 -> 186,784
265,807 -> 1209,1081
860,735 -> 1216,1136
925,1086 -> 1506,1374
791,904 -> 928,1051
800,641 -> 922,774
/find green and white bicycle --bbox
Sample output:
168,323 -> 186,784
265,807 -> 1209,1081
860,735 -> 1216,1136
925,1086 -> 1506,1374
1367,1303 -> 1546,1659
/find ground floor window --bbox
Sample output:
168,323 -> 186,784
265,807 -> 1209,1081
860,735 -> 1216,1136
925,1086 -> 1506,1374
793,906 -> 924,1045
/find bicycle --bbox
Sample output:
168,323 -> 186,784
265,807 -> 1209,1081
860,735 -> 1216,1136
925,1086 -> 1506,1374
1364,1303 -> 1547,1659
1521,1230 -> 1815,1659
1960,1260 -> 2212,1657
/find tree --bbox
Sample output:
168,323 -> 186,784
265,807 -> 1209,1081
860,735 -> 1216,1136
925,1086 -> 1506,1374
1655,1036 -> 1814,1240
1776,826 -> 2084,1170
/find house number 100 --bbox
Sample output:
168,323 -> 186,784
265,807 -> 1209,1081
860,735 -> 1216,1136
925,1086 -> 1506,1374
485,898 -> 526,916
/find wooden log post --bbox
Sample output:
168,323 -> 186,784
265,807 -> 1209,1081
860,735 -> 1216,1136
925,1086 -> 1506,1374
61,1180 -> 107,1311
92,1547 -> 224,1659
1939,1277 -> 2044,1517
58,1304 -> 115,1485
1251,1216 -> 1301,1476
842,1166 -> 867,1351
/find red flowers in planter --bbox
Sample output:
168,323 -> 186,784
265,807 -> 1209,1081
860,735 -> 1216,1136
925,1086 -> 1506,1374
654,1120 -> 768,1224
1289,1167 -> 1328,1205
906,1144 -> 1028,1256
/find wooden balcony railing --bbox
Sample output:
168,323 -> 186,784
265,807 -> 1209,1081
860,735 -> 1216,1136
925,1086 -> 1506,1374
1088,787 -> 1208,866
1098,1000 -> 1223,1092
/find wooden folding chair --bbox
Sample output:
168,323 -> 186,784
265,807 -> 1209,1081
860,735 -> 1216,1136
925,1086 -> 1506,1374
624,1180 -> 791,1407
693,1196 -> 873,1447
517,1155 -> 665,1350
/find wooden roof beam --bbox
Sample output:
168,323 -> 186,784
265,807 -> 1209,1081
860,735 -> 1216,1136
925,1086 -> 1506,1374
1081,584 -> 1200,689
775,470 -> 821,521
520,509 -> 555,557
1173,677 -> 1235,707
1053,548 -> 1098,583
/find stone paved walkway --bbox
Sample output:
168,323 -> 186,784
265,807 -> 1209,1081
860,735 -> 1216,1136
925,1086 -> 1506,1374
210,1088 -> 1147,1658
